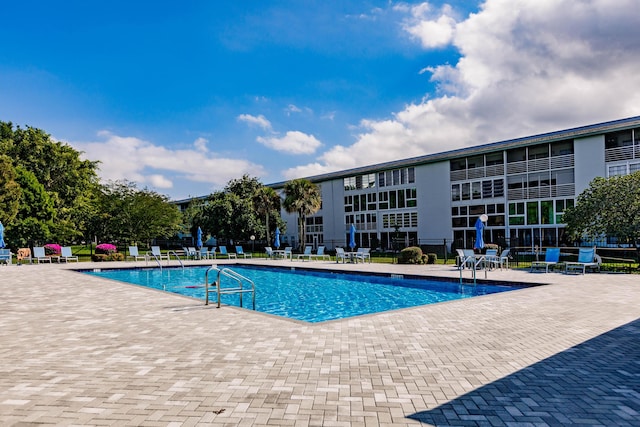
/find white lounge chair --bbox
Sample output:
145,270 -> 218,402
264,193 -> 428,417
199,247 -> 211,260
235,246 -> 252,258
282,247 -> 292,260
455,249 -> 475,270
265,247 -> 275,259
60,246 -> 78,262
32,246 -> 52,263
0,249 -> 12,265
127,246 -> 147,261
149,246 -> 168,261
313,246 -> 331,261
354,248 -> 371,263
297,246 -> 313,261
530,248 -> 560,273
565,247 -> 600,274
218,246 -> 237,259
335,247 -> 348,263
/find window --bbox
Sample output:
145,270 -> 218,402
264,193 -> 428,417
507,148 -> 526,163
608,165 -> 627,177
541,200 -> 554,224
551,169 -> 574,185
462,183 -> 471,200
527,202 -> 539,225
485,152 -> 504,166
406,188 -> 417,207
493,179 -> 504,197
528,144 -> 549,160
367,193 -> 377,210
378,192 -> 389,209
551,140 -> 573,156
389,191 -> 397,209
482,180 -> 493,198
397,190 -> 405,209
344,195 -> 353,212
472,182 -> 481,199
452,184 -> 461,201
509,202 -> 525,225
408,167 -> 415,183
344,177 -> 356,191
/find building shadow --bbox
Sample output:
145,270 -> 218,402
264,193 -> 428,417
407,318 -> 640,426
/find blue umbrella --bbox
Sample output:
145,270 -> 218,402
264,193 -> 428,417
196,226 -> 203,249
474,215 -> 487,250
0,221 -> 5,248
349,224 -> 356,250
274,227 -> 281,249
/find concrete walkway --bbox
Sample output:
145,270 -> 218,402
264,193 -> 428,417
1,259 -> 638,426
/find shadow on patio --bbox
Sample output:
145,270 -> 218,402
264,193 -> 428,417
407,318 -> 640,426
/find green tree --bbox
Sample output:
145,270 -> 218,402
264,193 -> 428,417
6,166 -> 56,247
95,181 -> 182,246
283,178 -> 321,249
0,121 -> 99,244
0,154 -> 22,225
253,186 -> 281,245
563,172 -> 640,247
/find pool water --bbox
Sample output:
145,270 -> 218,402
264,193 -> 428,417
83,265 -> 524,323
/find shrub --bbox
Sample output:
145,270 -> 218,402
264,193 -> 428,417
398,246 -> 424,264
95,243 -> 117,254
427,253 -> 437,264
44,243 -> 62,255
91,252 -> 124,262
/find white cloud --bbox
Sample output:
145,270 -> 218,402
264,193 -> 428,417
403,3 -> 457,48
71,132 -> 265,192
237,113 -> 273,131
283,0 -> 640,178
257,131 -> 322,155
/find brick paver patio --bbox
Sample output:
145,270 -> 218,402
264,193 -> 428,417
1,259 -> 638,426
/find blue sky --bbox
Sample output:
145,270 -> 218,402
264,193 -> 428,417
2,0 -> 639,200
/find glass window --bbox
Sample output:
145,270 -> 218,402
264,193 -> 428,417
451,207 -> 459,216
397,189 -> 405,208
462,183 -> 471,200
472,182 -> 481,199
608,165 -> 627,177
450,159 -> 466,171
527,202 -> 539,225
493,179 -> 504,197
509,216 -> 525,225
452,184 -> 461,201
469,205 -> 485,216
378,172 -> 385,188
389,191 -> 397,209
485,152 -> 504,166
467,155 -> 484,169
528,144 -> 549,160
367,193 -> 377,210
551,140 -> 573,156
408,167 -> 415,183
508,175 -> 526,189
507,148 -> 526,163
378,191 -> 389,209
541,200 -> 554,224
605,131 -> 633,149
630,163 -> 640,173
385,171 -> 392,187
392,170 -> 400,186
482,180 -> 492,198
552,169 -> 574,185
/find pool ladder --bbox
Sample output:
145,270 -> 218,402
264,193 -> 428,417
204,266 -> 256,310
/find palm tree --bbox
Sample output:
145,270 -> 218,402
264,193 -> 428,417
283,178 -> 321,249
253,186 -> 281,245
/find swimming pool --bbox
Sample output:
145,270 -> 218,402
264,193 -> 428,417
83,265 -> 526,322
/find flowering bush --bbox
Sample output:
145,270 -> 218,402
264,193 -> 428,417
44,243 -> 62,255
95,243 -> 117,254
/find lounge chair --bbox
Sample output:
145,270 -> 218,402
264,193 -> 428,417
313,246 -> 331,261
335,247 -> 348,263
297,246 -> 313,261
182,247 -> 197,259
199,247 -> 211,260
455,249 -> 475,270
218,246 -> 237,259
0,248 -> 12,265
488,248 -> 511,269
149,246 -> 168,261
32,246 -> 52,263
354,247 -> 371,263
282,247 -> 293,260
484,249 -> 498,269
265,247 -> 275,259
235,246 -> 252,258
127,246 -> 147,261
565,247 -> 601,274
17,248 -> 32,264
530,247 -> 560,273
59,246 -> 78,262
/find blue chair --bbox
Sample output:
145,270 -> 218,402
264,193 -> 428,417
565,247 -> 600,274
235,246 -> 252,258
530,248 -> 560,273
0,249 -> 12,265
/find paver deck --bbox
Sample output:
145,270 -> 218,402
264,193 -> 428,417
1,259 -> 638,426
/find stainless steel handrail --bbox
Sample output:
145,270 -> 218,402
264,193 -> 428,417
167,250 -> 184,269
204,266 -> 255,309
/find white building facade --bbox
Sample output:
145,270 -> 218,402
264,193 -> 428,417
272,116 -> 640,252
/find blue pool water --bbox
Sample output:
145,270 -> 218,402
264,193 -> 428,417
83,265 -> 525,322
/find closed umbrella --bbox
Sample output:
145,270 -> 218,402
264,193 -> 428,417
0,221 -> 5,248
196,227 -> 203,249
474,214 -> 488,250
349,224 -> 356,250
274,227 -> 281,249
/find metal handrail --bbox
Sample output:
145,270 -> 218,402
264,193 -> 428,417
204,266 -> 255,309
147,253 -> 162,271
458,254 -> 489,285
167,250 -> 184,269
